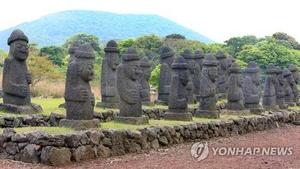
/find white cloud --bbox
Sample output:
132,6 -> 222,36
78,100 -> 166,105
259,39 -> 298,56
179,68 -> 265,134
0,0 -> 299,42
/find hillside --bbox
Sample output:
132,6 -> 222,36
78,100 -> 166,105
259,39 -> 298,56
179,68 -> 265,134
0,10 -> 213,50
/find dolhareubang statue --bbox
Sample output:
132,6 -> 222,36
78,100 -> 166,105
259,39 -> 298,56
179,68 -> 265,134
195,53 -> 219,118
157,46 -> 174,104
288,64 -> 300,105
181,49 -> 195,103
1,29 -> 42,114
283,68 -> 296,106
262,64 -> 279,110
215,51 -> 228,97
115,48 -> 149,124
275,67 -> 288,109
227,63 -> 244,110
97,40 -> 120,108
242,62 -> 262,111
193,50 -> 204,99
59,44 -> 99,130
164,56 -> 192,121
139,57 -> 152,105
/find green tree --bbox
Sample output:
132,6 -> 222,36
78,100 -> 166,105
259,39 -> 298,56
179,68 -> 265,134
149,64 -> 161,88
225,35 -> 259,56
28,56 -> 63,87
40,46 -> 66,66
236,39 -> 300,69
63,33 -> 104,64
272,32 -> 300,50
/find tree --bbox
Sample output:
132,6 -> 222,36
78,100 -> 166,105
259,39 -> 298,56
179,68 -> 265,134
40,46 -> 66,66
63,33 -> 104,64
236,39 -> 300,69
149,64 -> 160,88
133,34 -> 163,61
165,34 -> 186,40
28,56 -> 63,87
225,35 -> 259,56
272,32 -> 300,50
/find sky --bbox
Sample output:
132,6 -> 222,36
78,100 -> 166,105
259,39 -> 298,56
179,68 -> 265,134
0,0 -> 299,43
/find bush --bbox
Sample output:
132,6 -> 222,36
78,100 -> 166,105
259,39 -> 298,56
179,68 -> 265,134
150,64 -> 160,88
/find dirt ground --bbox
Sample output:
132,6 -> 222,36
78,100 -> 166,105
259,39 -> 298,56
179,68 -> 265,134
0,124 -> 299,169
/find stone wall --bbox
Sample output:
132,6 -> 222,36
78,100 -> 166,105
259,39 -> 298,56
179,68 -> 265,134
0,110 -> 299,166
0,108 -> 198,128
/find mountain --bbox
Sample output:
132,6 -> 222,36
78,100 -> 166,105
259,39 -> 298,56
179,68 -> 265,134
0,10 -> 213,50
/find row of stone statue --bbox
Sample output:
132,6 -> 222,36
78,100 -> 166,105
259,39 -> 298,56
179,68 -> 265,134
1,29 -> 299,129
100,37 -> 300,122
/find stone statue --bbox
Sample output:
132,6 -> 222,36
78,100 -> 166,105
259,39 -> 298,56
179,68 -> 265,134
242,62 -> 262,110
288,64 -> 300,105
68,40 -> 81,63
157,46 -> 174,104
262,64 -> 279,109
227,63 -> 244,110
165,56 -> 193,121
58,41 -> 82,109
275,67 -> 288,109
59,44 -> 99,130
139,57 -> 152,104
181,49 -> 195,103
193,49 -> 205,100
115,48 -> 149,124
195,53 -> 219,118
283,68 -> 296,106
215,51 -> 228,97
227,55 -> 236,68
98,40 -> 120,108
1,29 -> 42,114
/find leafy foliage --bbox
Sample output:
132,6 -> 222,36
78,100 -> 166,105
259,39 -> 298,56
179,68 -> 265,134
28,56 -> 63,87
40,46 -> 66,66
63,33 -> 104,64
236,38 -> 300,69
272,32 -> 300,50
224,35 -> 259,56
165,34 -> 186,40
149,64 -> 161,88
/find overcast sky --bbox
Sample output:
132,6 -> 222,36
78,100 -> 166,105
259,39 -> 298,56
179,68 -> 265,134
0,0 -> 299,43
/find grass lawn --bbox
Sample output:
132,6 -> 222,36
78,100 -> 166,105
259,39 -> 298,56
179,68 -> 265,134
0,98 -> 262,135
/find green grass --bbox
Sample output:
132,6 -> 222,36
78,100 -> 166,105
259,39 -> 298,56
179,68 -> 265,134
32,98 -> 65,116
0,127 -> 75,135
101,114 -> 256,131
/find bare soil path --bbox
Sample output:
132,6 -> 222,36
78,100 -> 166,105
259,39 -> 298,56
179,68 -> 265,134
0,124 -> 299,169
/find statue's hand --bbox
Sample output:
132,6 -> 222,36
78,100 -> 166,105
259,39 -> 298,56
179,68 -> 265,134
26,73 -> 32,84
79,88 -> 89,101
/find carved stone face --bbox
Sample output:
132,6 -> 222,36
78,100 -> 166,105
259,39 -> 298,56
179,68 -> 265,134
107,54 -> 118,70
208,67 -> 218,82
124,61 -> 141,81
179,69 -> 189,86
11,41 -> 28,61
79,61 -> 94,82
